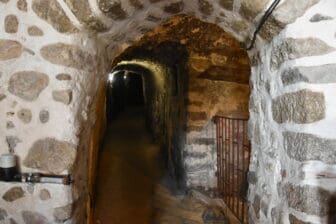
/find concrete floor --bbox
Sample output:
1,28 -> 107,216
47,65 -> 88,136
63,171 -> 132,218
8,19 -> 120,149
93,107 -> 233,224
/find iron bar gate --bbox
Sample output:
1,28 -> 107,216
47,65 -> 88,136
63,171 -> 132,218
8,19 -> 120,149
215,116 -> 250,223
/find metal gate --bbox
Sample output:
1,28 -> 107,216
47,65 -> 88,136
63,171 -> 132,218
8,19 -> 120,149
215,116 -> 250,223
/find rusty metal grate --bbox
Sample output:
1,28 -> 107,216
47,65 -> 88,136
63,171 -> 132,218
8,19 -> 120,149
215,116 -> 251,223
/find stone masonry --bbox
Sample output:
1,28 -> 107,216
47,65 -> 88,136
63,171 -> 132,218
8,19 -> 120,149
0,0 -> 335,223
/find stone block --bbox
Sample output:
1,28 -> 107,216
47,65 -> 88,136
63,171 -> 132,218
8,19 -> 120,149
0,39 -> 23,61
284,183 -> 330,216
272,89 -> 325,124
5,15 -> 19,33
6,121 -> 14,129
40,43 -> 95,71
281,64 -> 336,86
191,138 -> 215,145
2,187 -> 25,202
129,0 -> 143,9
6,136 -> 21,151
65,0 -> 107,31
289,214 -> 312,224
98,0 -> 127,20
39,189 -> 51,201
32,0 -> 77,33
52,90 -> 72,105
0,94 -> 5,101
188,112 -> 207,121
163,1 -> 184,14
271,38 -> 335,70
17,108 -> 32,123
27,26 -> 44,36
8,71 -> 49,101
9,218 -> 17,224
218,0 -> 234,11
259,16 -> 286,41
273,0 -> 320,24
23,138 -> 76,174
0,208 -> 7,220
53,204 -> 72,223
247,171 -> 257,184
56,73 -> 72,81
253,194 -> 261,218
21,211 -> 48,224
240,0 -> 269,20
198,0 -> 213,16
187,125 -> 203,132
17,0 -> 27,11
39,109 -> 49,123
283,132 -> 336,164
310,14 -> 333,22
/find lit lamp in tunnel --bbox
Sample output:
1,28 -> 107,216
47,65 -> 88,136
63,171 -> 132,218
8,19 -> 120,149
108,72 -> 115,83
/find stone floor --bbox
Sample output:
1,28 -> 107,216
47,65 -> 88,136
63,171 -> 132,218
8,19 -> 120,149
93,107 -> 232,224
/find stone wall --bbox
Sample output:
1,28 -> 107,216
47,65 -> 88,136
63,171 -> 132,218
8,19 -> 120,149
0,0 -> 108,222
0,0 -> 335,223
113,15 -> 251,190
248,1 -> 336,223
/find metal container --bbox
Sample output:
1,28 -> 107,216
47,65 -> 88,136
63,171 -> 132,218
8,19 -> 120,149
0,154 -> 17,181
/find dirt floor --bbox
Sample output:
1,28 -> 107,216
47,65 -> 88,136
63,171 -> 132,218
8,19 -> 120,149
93,107 -> 233,224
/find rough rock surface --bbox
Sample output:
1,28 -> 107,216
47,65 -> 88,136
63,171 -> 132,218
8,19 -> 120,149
23,138 -> 76,174
65,0 -> 106,31
8,71 -> 49,101
272,89 -> 325,124
52,90 -> 72,105
0,39 -> 23,61
163,1 -> 184,14
39,109 -> 49,123
53,204 -> 72,223
281,64 -> 336,85
27,26 -> 44,36
21,211 -> 48,224
310,13 -> 333,22
2,187 -> 25,202
17,108 -> 32,123
271,38 -> 335,70
289,214 -> 312,224
5,15 -> 19,33
273,0 -> 320,24
240,0 -> 269,20
283,132 -> 336,164
0,208 -> 7,220
218,0 -> 233,10
98,0 -> 127,20
6,121 -> 14,129
17,0 -> 27,11
56,73 -> 72,81
284,183 -> 330,216
32,0 -> 78,33
0,94 -> 6,101
40,43 -> 95,71
198,0 -> 213,16
39,189 -> 51,201
6,136 -> 21,152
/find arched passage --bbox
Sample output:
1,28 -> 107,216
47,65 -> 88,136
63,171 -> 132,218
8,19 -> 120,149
92,15 -> 252,223
0,1 -> 335,223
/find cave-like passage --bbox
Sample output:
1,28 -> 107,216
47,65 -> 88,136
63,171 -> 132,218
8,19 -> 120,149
93,105 -> 161,223
93,67 -> 226,224
94,71 -> 160,223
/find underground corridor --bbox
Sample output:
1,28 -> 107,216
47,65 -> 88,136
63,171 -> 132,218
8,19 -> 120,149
92,16 -> 251,224
1,1 -> 336,224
